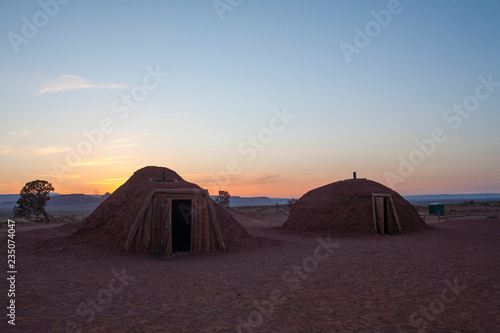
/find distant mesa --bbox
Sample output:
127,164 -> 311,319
72,166 -> 250,254
210,196 -> 290,207
49,193 -> 102,205
282,178 -> 429,235
100,192 -> 111,201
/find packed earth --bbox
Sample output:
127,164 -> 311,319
1,208 -> 499,332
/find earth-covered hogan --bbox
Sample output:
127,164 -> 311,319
73,166 -> 250,254
282,178 -> 430,235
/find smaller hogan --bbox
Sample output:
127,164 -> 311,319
282,178 -> 429,235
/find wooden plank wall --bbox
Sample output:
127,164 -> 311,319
161,198 -> 171,254
125,189 -> 225,254
194,195 -> 204,253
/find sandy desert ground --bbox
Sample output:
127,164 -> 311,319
1,207 -> 499,333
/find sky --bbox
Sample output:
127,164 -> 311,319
1,0 -> 499,197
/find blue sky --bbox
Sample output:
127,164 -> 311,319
1,0 -> 499,196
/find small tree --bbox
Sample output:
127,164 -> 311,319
13,180 -> 54,223
287,198 -> 297,210
215,190 -> 230,208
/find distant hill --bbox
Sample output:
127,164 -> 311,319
0,193 -> 110,217
0,192 -> 62,204
404,193 -> 500,204
0,194 -> 21,204
44,193 -> 110,216
48,194 -> 103,205
210,196 -> 291,207
1,192 -> 499,217
0,193 -> 289,216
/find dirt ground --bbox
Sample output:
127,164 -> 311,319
1,209 -> 499,333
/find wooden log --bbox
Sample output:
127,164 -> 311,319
155,197 -> 164,254
199,196 -> 205,251
375,197 -> 385,234
205,192 -> 225,251
189,198 -> 195,253
196,195 -> 204,252
388,195 -> 401,232
161,198 -> 168,253
134,213 -> 143,251
151,196 -> 162,255
371,195 -> 378,233
125,190 -> 156,250
194,195 -> 204,252
156,197 -> 163,254
149,196 -> 157,254
192,196 -> 198,252
210,222 -> 217,251
190,197 -> 197,253
152,189 -> 207,195
202,196 -> 211,252
165,200 -> 172,254
161,198 -> 171,254
135,198 -> 155,251
140,200 -> 153,251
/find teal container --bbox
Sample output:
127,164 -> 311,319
429,203 -> 445,216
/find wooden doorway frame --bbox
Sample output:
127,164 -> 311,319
125,189 -> 225,255
372,193 -> 401,234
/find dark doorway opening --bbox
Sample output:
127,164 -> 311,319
384,198 -> 391,234
171,199 -> 192,252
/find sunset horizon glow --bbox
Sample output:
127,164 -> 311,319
1,1 -> 499,199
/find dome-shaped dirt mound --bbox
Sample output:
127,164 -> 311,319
73,166 -> 251,252
282,179 -> 429,234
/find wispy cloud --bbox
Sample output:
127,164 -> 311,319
55,174 -> 82,180
0,144 -> 28,155
86,178 -> 127,185
0,182 -> 22,187
72,156 -> 134,167
180,102 -> 191,107
99,143 -> 139,150
0,144 -> 71,155
37,74 -> 129,95
25,173 -> 81,181
97,138 -> 140,150
5,128 -> 33,138
183,173 -> 282,187
35,146 -> 71,155
248,174 -> 280,184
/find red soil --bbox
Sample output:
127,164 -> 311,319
1,213 -> 499,332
